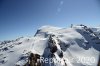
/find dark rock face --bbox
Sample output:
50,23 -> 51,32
2,47 -> 8,51
24,53 -> 42,66
59,51 -> 63,58
48,35 -> 57,53
18,42 -> 22,45
50,46 -> 57,53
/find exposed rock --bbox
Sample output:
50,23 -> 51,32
24,53 -> 42,66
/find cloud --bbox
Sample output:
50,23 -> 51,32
56,0 -> 64,14
60,1 -> 64,5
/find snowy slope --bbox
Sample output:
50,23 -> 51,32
0,37 -> 34,66
0,25 -> 100,66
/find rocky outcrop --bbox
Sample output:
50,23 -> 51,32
24,53 -> 42,66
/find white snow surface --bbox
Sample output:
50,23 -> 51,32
0,25 -> 100,66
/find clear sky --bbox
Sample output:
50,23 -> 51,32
0,0 -> 100,41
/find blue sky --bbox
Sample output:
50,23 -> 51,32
0,0 -> 100,41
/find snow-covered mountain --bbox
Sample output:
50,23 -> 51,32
0,25 -> 100,66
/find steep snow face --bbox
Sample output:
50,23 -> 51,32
0,25 -> 100,66
31,37 -> 48,55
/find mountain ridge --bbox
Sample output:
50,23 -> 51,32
0,25 -> 100,66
